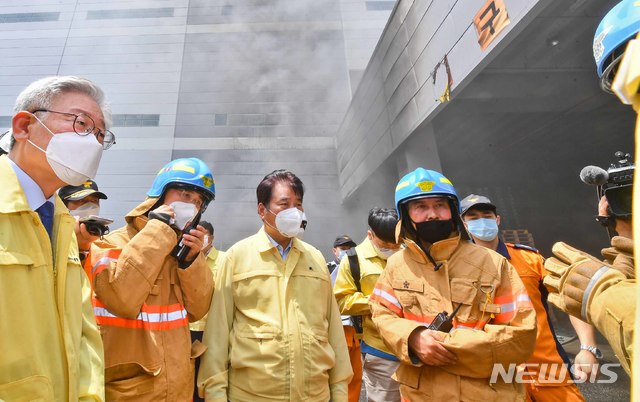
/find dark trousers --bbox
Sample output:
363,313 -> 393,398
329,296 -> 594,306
191,330 -> 204,402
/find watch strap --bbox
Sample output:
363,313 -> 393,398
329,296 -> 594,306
580,344 -> 603,359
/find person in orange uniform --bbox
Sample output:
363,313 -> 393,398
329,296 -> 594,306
329,235 -> 363,402
461,194 -> 599,401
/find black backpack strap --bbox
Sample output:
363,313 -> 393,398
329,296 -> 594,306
346,248 -> 361,292
345,248 -> 363,334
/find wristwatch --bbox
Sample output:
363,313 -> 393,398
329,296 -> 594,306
580,344 -> 603,359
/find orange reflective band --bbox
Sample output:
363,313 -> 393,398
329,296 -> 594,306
403,311 -> 434,325
91,249 -> 122,276
93,299 -> 188,331
371,285 -> 403,316
491,290 -> 532,324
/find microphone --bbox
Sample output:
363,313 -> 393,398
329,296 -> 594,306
579,165 -> 609,186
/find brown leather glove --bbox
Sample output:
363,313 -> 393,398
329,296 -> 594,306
543,241 -> 626,323
601,236 -> 635,279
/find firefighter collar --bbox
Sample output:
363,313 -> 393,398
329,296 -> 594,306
405,234 -> 460,265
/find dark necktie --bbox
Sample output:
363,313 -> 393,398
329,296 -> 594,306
36,201 -> 54,239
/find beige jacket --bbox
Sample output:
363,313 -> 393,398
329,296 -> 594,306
91,198 -> 214,401
190,247 -> 225,332
370,234 -> 536,401
198,228 -> 352,402
0,156 -> 104,401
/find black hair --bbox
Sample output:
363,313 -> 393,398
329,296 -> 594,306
200,220 -> 214,235
368,207 -> 398,243
256,169 -> 304,206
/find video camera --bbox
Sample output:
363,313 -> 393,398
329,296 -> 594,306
579,151 -> 633,237
599,151 -> 633,219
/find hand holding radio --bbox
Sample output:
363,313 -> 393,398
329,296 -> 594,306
172,210 -> 204,265
76,215 -> 113,250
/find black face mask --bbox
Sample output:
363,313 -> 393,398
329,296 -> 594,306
414,220 -> 454,245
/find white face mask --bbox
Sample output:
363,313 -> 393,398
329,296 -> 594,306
271,207 -> 307,238
374,245 -> 396,260
29,115 -> 103,186
170,201 -> 198,230
69,202 -> 100,218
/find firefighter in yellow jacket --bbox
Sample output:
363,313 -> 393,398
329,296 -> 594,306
0,76 -> 113,401
198,169 -> 352,402
370,168 -> 537,401
334,207 -> 402,402
543,0 -> 639,378
91,157 -> 215,401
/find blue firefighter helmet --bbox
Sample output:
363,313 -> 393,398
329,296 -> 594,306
593,0 -> 640,91
147,158 -> 216,206
394,168 -> 460,217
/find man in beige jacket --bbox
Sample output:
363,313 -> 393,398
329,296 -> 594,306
198,169 -> 352,402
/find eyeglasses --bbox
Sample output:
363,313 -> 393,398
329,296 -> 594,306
175,189 -> 204,210
32,109 -> 116,150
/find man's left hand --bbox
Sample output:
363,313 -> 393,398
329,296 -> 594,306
573,349 -> 599,381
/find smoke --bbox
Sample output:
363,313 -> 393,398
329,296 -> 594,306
175,0 -> 356,254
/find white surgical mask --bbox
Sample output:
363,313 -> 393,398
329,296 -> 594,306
202,235 -> 210,250
271,207 -> 307,238
69,202 -> 100,218
466,218 -> 499,241
29,115 -> 103,186
374,245 -> 396,260
170,201 -> 198,230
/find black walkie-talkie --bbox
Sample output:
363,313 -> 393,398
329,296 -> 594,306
172,210 -> 202,264
428,303 -> 462,333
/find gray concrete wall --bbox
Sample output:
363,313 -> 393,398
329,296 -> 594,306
335,0 -> 550,201
0,0 -> 385,257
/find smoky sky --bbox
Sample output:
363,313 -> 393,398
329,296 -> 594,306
173,0 -> 368,253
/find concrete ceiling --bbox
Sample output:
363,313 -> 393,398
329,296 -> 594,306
429,0 -> 634,255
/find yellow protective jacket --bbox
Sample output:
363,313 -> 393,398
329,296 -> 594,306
190,246 -> 225,332
198,227 -> 353,402
0,156 -> 104,401
334,237 -> 394,355
590,236 -> 634,374
370,234 -> 537,401
91,198 -> 214,401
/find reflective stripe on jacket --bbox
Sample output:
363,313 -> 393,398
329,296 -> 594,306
0,155 -> 104,401
92,198 -> 214,401
334,237 -> 394,355
370,234 -> 537,401
198,227 -> 353,402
